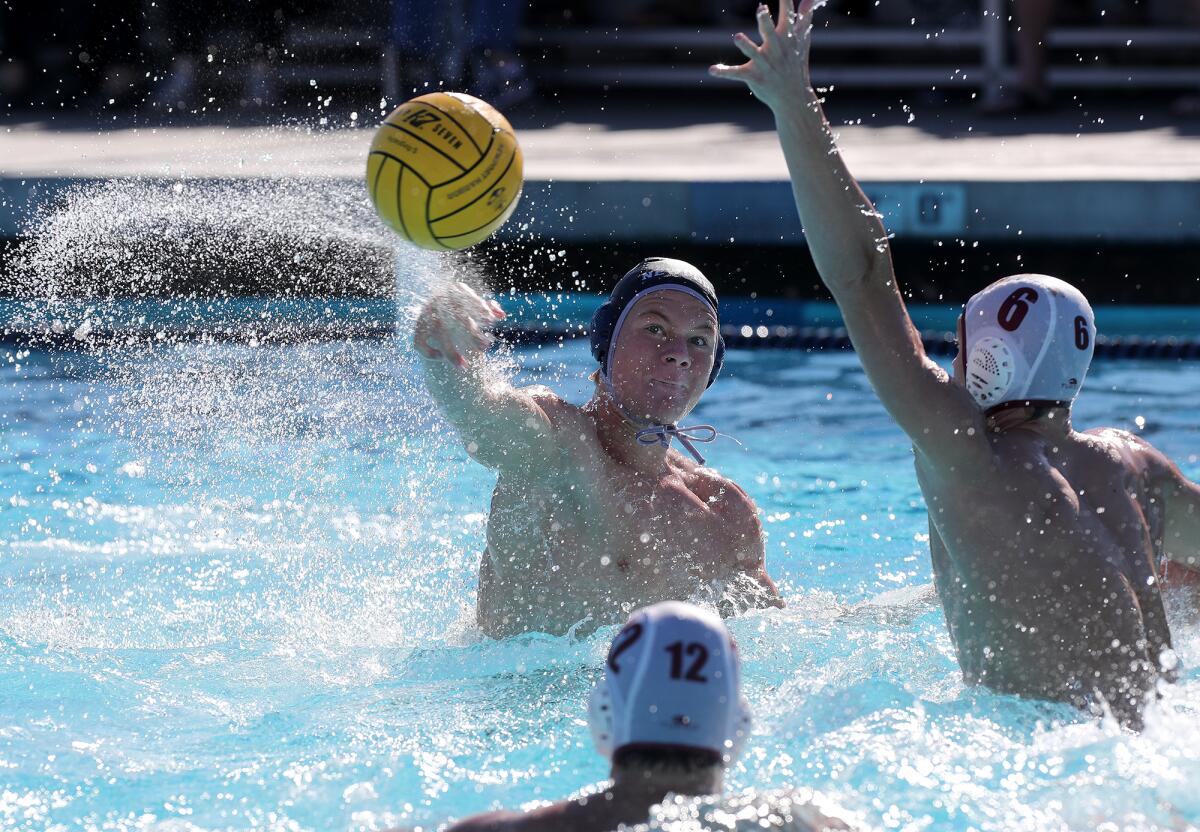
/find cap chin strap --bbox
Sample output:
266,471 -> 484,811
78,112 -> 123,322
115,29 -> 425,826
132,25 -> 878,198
635,424 -> 718,466
601,370 -> 717,466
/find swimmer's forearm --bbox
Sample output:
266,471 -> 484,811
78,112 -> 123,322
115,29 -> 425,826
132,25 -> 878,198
420,354 -> 554,471
420,354 -> 490,425
420,354 -> 517,452
772,96 -> 893,294
771,95 -> 989,458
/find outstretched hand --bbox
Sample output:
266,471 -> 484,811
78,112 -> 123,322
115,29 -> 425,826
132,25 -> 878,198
709,0 -> 819,112
413,281 -> 506,367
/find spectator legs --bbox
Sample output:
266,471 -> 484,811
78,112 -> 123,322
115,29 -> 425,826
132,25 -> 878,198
1012,0 -> 1056,98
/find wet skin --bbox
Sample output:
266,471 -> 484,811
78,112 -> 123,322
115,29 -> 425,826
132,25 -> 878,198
440,765 -> 853,832
714,0 -> 1200,725
920,410 -> 1185,725
415,283 -> 781,637
442,785 -> 852,832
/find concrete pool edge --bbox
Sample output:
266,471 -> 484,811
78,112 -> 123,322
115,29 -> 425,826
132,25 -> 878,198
4,176 -> 1199,245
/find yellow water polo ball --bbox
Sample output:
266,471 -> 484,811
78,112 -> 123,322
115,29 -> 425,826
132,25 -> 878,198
366,91 -> 524,251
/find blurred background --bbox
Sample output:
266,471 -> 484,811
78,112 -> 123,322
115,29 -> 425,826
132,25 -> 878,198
6,0 -> 1199,117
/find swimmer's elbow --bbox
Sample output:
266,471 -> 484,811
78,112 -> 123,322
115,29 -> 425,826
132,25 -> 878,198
754,569 -> 783,607
830,244 -> 893,296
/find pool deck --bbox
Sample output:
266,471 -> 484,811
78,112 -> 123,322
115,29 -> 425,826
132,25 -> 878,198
3,97 -> 1199,244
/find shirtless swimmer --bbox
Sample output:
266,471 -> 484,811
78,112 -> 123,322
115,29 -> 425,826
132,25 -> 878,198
414,259 -> 782,638
713,0 -> 1200,726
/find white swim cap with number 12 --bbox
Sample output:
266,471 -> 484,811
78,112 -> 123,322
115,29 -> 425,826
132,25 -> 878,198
962,274 -> 1096,411
588,601 -> 751,763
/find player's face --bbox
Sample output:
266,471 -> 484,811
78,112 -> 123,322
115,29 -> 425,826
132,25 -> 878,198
608,290 -> 718,424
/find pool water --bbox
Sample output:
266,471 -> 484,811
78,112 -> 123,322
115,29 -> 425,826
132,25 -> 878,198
2,333 -> 1200,831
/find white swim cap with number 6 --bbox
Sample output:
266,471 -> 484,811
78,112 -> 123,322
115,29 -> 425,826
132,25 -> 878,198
588,601 -> 751,763
961,274 -> 1095,411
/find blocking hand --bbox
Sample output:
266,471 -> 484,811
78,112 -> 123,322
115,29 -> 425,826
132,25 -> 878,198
709,0 -> 818,112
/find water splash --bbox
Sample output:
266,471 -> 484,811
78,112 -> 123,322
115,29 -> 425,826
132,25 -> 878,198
5,178 -> 398,301
0,174 -> 513,659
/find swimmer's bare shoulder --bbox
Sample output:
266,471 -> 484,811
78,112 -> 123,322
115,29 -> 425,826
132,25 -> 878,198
1081,427 -> 1184,496
483,385 -> 601,476
1085,427 -> 1200,575
442,793 -> 855,832
442,798 -> 605,832
681,460 -> 782,605
689,467 -> 762,555
449,383 -> 562,477
521,385 -> 588,435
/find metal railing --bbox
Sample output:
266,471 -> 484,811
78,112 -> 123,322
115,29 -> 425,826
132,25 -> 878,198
275,2 -> 1200,101
515,0 -> 1200,101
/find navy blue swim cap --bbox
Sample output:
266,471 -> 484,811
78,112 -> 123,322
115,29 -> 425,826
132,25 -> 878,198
589,258 -> 725,388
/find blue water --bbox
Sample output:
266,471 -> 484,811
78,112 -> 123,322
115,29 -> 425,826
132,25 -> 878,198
3,331 -> 1200,831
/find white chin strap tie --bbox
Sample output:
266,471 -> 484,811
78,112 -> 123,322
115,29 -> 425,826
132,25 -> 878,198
602,371 -> 718,466
635,424 -> 717,465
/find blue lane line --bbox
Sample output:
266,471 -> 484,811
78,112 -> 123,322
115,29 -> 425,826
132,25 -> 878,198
3,296 -> 1199,342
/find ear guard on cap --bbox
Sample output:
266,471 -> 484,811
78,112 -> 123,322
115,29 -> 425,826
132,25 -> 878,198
589,258 -> 725,388
965,335 -> 1018,405
587,674 -> 752,764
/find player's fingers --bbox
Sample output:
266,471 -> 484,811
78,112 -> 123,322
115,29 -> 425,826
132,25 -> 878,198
440,340 -> 466,366
487,299 -> 506,319
428,315 -> 463,355
778,0 -> 795,33
756,3 -> 780,50
709,61 -> 754,79
465,319 -> 490,350
472,298 -> 495,325
795,0 -> 817,34
442,326 -> 478,356
449,304 -> 480,333
452,313 -> 490,348
731,32 -> 760,60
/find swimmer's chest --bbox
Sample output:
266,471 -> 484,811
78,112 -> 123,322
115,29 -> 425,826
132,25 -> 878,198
593,468 -> 739,574
488,465 -> 734,565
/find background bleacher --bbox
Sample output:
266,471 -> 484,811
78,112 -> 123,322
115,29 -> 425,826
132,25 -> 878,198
294,0 -> 1200,105
1,0 -> 1197,114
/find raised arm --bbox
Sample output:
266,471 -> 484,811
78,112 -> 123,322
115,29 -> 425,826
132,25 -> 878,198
710,1 -> 987,469
413,281 -> 559,477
